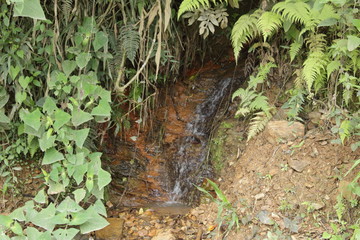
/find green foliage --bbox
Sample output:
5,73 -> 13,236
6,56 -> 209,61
232,62 -> 276,141
177,0 -> 228,19
196,179 -> 239,237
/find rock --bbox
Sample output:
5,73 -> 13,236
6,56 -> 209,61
313,202 -> 325,210
95,218 -> 124,240
288,159 -> 309,172
151,230 -> 175,240
308,111 -> 322,124
264,120 -> 305,144
138,229 -> 148,237
255,193 -> 265,200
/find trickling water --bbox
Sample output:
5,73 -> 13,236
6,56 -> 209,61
170,77 -> 234,202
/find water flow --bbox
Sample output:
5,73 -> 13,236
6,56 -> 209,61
170,77 -> 233,202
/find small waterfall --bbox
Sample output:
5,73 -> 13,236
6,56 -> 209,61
170,77 -> 233,202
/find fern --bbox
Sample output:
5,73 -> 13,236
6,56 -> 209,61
289,40 -> 303,62
272,0 -> 311,26
231,10 -> 263,61
119,24 -> 140,65
257,11 -> 283,41
247,110 -> 273,141
177,0 -> 227,19
62,0 -> 73,23
282,89 -> 305,121
302,51 -> 327,91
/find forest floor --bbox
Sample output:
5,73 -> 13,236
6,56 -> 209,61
97,113 -> 359,240
1,60 -> 359,240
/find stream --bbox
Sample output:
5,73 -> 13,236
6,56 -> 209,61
106,62 -> 244,210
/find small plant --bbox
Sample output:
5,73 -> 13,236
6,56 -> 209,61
196,179 -> 240,238
280,163 -> 288,171
278,200 -> 294,212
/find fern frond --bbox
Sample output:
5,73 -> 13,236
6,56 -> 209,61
282,89 -> 305,121
62,0 -> 73,23
249,95 -> 270,113
231,9 -> 262,61
326,60 -> 341,79
247,110 -> 273,141
293,69 -> 304,89
258,11 -> 283,41
305,33 -> 327,52
272,0 -> 311,26
289,40 -> 302,62
178,0 -> 227,19
302,51 -> 327,91
120,24 -> 140,65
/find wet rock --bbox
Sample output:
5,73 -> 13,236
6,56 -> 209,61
151,230 -> 175,240
95,218 -> 124,240
288,159 -> 309,173
264,121 -> 305,144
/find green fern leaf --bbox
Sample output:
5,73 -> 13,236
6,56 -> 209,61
302,51 -> 327,91
235,107 -> 250,117
258,11 -> 282,41
120,24 -> 140,65
247,110 -> 273,141
231,10 -> 262,61
326,60 -> 341,79
62,0 -> 73,23
272,0 -> 311,26
289,40 -> 302,62
178,0 -> 227,19
249,95 -> 270,113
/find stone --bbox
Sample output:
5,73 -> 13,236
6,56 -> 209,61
264,120 -> 305,144
95,218 -> 124,240
151,230 -> 175,240
288,159 -> 309,172
255,193 -> 265,200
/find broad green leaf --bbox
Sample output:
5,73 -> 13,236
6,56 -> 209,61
99,88 -> 111,102
69,210 -> 91,226
73,189 -> 86,204
73,163 -> 88,184
70,128 -> 90,149
97,168 -> 111,190
353,19 -> 360,31
72,109 -> 93,127
0,111 -> 10,124
10,221 -> 23,235
0,90 -> 9,108
24,124 -> 45,138
13,0 -> 46,20
0,215 -> 13,228
15,91 -> 27,104
53,228 -> 79,240
43,97 -> 58,113
22,109 -> 42,131
91,99 -> 111,117
18,76 -> 31,89
93,31 -> 108,51
30,204 -> 57,231
39,134 -> 56,151
54,109 -> 71,131
10,208 -> 26,222
79,207 -> 109,234
347,35 -> 360,51
94,200 -> 107,217
86,176 -> 94,192
47,180 -> 65,194
76,53 -> 91,69
42,147 -> 64,165
57,197 -> 83,213
34,189 -> 46,204
25,227 -> 42,240
62,60 -> 77,77
9,65 -> 21,80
